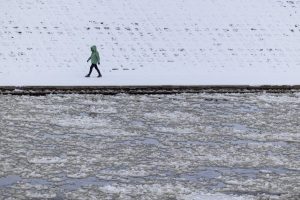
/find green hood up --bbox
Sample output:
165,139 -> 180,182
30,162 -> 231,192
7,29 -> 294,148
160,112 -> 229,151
91,45 -> 97,52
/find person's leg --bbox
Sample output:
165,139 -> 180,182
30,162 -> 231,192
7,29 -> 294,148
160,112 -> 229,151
85,65 -> 94,77
95,65 -> 102,77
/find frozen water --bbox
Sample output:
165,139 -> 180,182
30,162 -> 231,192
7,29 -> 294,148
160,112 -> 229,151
0,93 -> 299,199
0,175 -> 21,188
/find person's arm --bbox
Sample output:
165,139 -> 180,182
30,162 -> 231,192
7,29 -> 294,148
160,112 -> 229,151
87,56 -> 91,62
97,53 -> 100,64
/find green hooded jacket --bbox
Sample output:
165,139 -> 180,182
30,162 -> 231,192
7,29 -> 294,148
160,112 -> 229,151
87,45 -> 100,65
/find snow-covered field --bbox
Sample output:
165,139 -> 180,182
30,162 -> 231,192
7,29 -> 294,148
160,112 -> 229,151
1,0 -> 300,86
0,93 -> 299,199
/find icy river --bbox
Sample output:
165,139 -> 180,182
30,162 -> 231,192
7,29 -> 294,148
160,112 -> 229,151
0,93 -> 299,199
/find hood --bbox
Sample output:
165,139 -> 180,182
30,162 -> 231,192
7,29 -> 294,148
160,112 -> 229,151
91,45 -> 97,52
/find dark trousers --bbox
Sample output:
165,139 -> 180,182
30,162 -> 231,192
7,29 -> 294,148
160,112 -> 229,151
87,64 -> 101,76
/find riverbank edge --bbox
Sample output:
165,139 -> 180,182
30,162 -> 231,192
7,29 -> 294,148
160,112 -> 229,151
1,85 -> 300,95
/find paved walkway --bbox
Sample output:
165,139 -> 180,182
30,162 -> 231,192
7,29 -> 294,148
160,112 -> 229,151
1,85 -> 300,95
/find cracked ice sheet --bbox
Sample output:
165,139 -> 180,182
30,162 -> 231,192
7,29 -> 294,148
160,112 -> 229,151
0,93 -> 299,199
1,0 -> 300,85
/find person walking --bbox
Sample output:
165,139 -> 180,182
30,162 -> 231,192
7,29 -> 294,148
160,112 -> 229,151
86,45 -> 102,77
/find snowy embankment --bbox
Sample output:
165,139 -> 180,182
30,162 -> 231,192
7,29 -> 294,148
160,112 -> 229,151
0,0 -> 300,86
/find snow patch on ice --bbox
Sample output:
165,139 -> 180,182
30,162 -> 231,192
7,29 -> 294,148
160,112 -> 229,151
27,155 -> 67,164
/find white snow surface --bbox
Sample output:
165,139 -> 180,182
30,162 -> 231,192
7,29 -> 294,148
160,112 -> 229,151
0,0 -> 300,86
